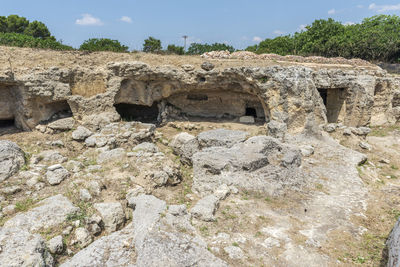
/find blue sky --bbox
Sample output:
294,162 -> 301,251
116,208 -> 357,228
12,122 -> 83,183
2,0 -> 400,50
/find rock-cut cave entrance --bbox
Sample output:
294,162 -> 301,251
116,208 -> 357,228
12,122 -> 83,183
245,107 -> 258,118
0,118 -> 15,127
114,103 -> 159,123
318,88 -> 347,123
0,85 -> 17,130
38,100 -> 73,124
165,90 -> 267,123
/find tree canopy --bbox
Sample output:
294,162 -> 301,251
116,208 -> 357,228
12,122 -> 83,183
0,15 -> 52,39
187,42 -> 235,55
166,44 -> 185,55
143,37 -> 162,53
246,15 -> 400,63
79,38 -> 129,52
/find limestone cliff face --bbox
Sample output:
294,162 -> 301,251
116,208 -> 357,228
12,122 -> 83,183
0,61 -> 397,131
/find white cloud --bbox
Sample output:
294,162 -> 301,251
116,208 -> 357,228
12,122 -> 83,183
369,3 -> 400,12
343,21 -> 355,26
273,30 -> 285,36
120,16 -> 132,23
328,9 -> 336,15
253,36 -> 262,42
298,24 -> 307,31
76,14 -> 103,26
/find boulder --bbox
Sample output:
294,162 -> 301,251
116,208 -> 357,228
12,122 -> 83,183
0,227 -> 54,267
224,246 -> 244,260
239,116 -> 255,124
60,224 -> 136,267
197,129 -> 249,148
46,165 -> 70,185
93,202 -> 125,233
190,195 -> 220,222
323,123 -> 337,133
48,235 -> 64,254
85,134 -> 108,148
0,140 -> 25,182
4,194 -> 79,232
63,194 -> 227,267
387,217 -> 400,267
267,120 -> 287,139
192,135 -> 304,196
79,189 -> 92,201
97,148 -> 125,164
359,141 -> 372,150
170,132 -> 199,164
73,228 -> 92,248
71,126 -> 93,141
47,117 -> 75,131
34,150 -> 67,164
133,142 -> 159,153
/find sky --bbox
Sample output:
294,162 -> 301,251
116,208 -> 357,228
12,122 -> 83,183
2,0 -> 400,50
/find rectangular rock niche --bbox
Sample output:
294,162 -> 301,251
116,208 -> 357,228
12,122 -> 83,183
0,119 -> 15,127
318,88 -> 347,123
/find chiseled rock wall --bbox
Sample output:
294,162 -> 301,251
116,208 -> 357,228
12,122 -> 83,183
0,61 -> 398,131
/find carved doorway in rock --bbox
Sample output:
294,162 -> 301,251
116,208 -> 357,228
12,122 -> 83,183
165,90 -> 267,123
114,103 -> 159,123
318,88 -> 347,123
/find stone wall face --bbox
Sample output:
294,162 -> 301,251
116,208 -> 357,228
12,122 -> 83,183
0,61 -> 398,131
0,86 -> 14,120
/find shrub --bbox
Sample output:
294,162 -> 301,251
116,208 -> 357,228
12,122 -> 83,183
187,42 -> 235,55
166,44 -> 184,55
79,38 -> 129,52
0,32 -> 73,50
143,37 -> 162,53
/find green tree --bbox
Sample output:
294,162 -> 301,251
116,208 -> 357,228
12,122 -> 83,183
6,15 -> 29,34
294,18 -> 345,56
24,21 -> 51,39
143,37 -> 162,53
187,42 -> 235,55
0,16 -> 7,32
245,15 -> 400,62
0,32 -> 73,50
249,36 -> 295,55
166,44 -> 184,55
79,38 -> 129,52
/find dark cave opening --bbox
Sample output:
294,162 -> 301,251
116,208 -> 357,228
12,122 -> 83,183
114,103 -> 159,123
245,107 -> 257,118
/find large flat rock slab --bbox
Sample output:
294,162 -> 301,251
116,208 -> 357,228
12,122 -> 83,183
4,194 -> 79,232
0,227 -> 54,267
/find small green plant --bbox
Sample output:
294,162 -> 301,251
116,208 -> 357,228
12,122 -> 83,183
199,226 -> 209,236
353,255 -> 366,264
15,198 -> 35,212
232,242 -> 239,247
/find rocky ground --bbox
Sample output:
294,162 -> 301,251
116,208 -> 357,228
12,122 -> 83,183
1,118 -> 400,266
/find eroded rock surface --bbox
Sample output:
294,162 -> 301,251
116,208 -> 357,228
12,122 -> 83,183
63,194 -> 227,266
4,194 -> 79,232
192,135 -> 304,196
0,140 -> 25,182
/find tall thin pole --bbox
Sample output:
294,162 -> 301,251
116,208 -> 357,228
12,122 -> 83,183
182,35 -> 188,52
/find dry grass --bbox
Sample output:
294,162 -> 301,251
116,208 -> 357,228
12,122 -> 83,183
0,46 -> 379,76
